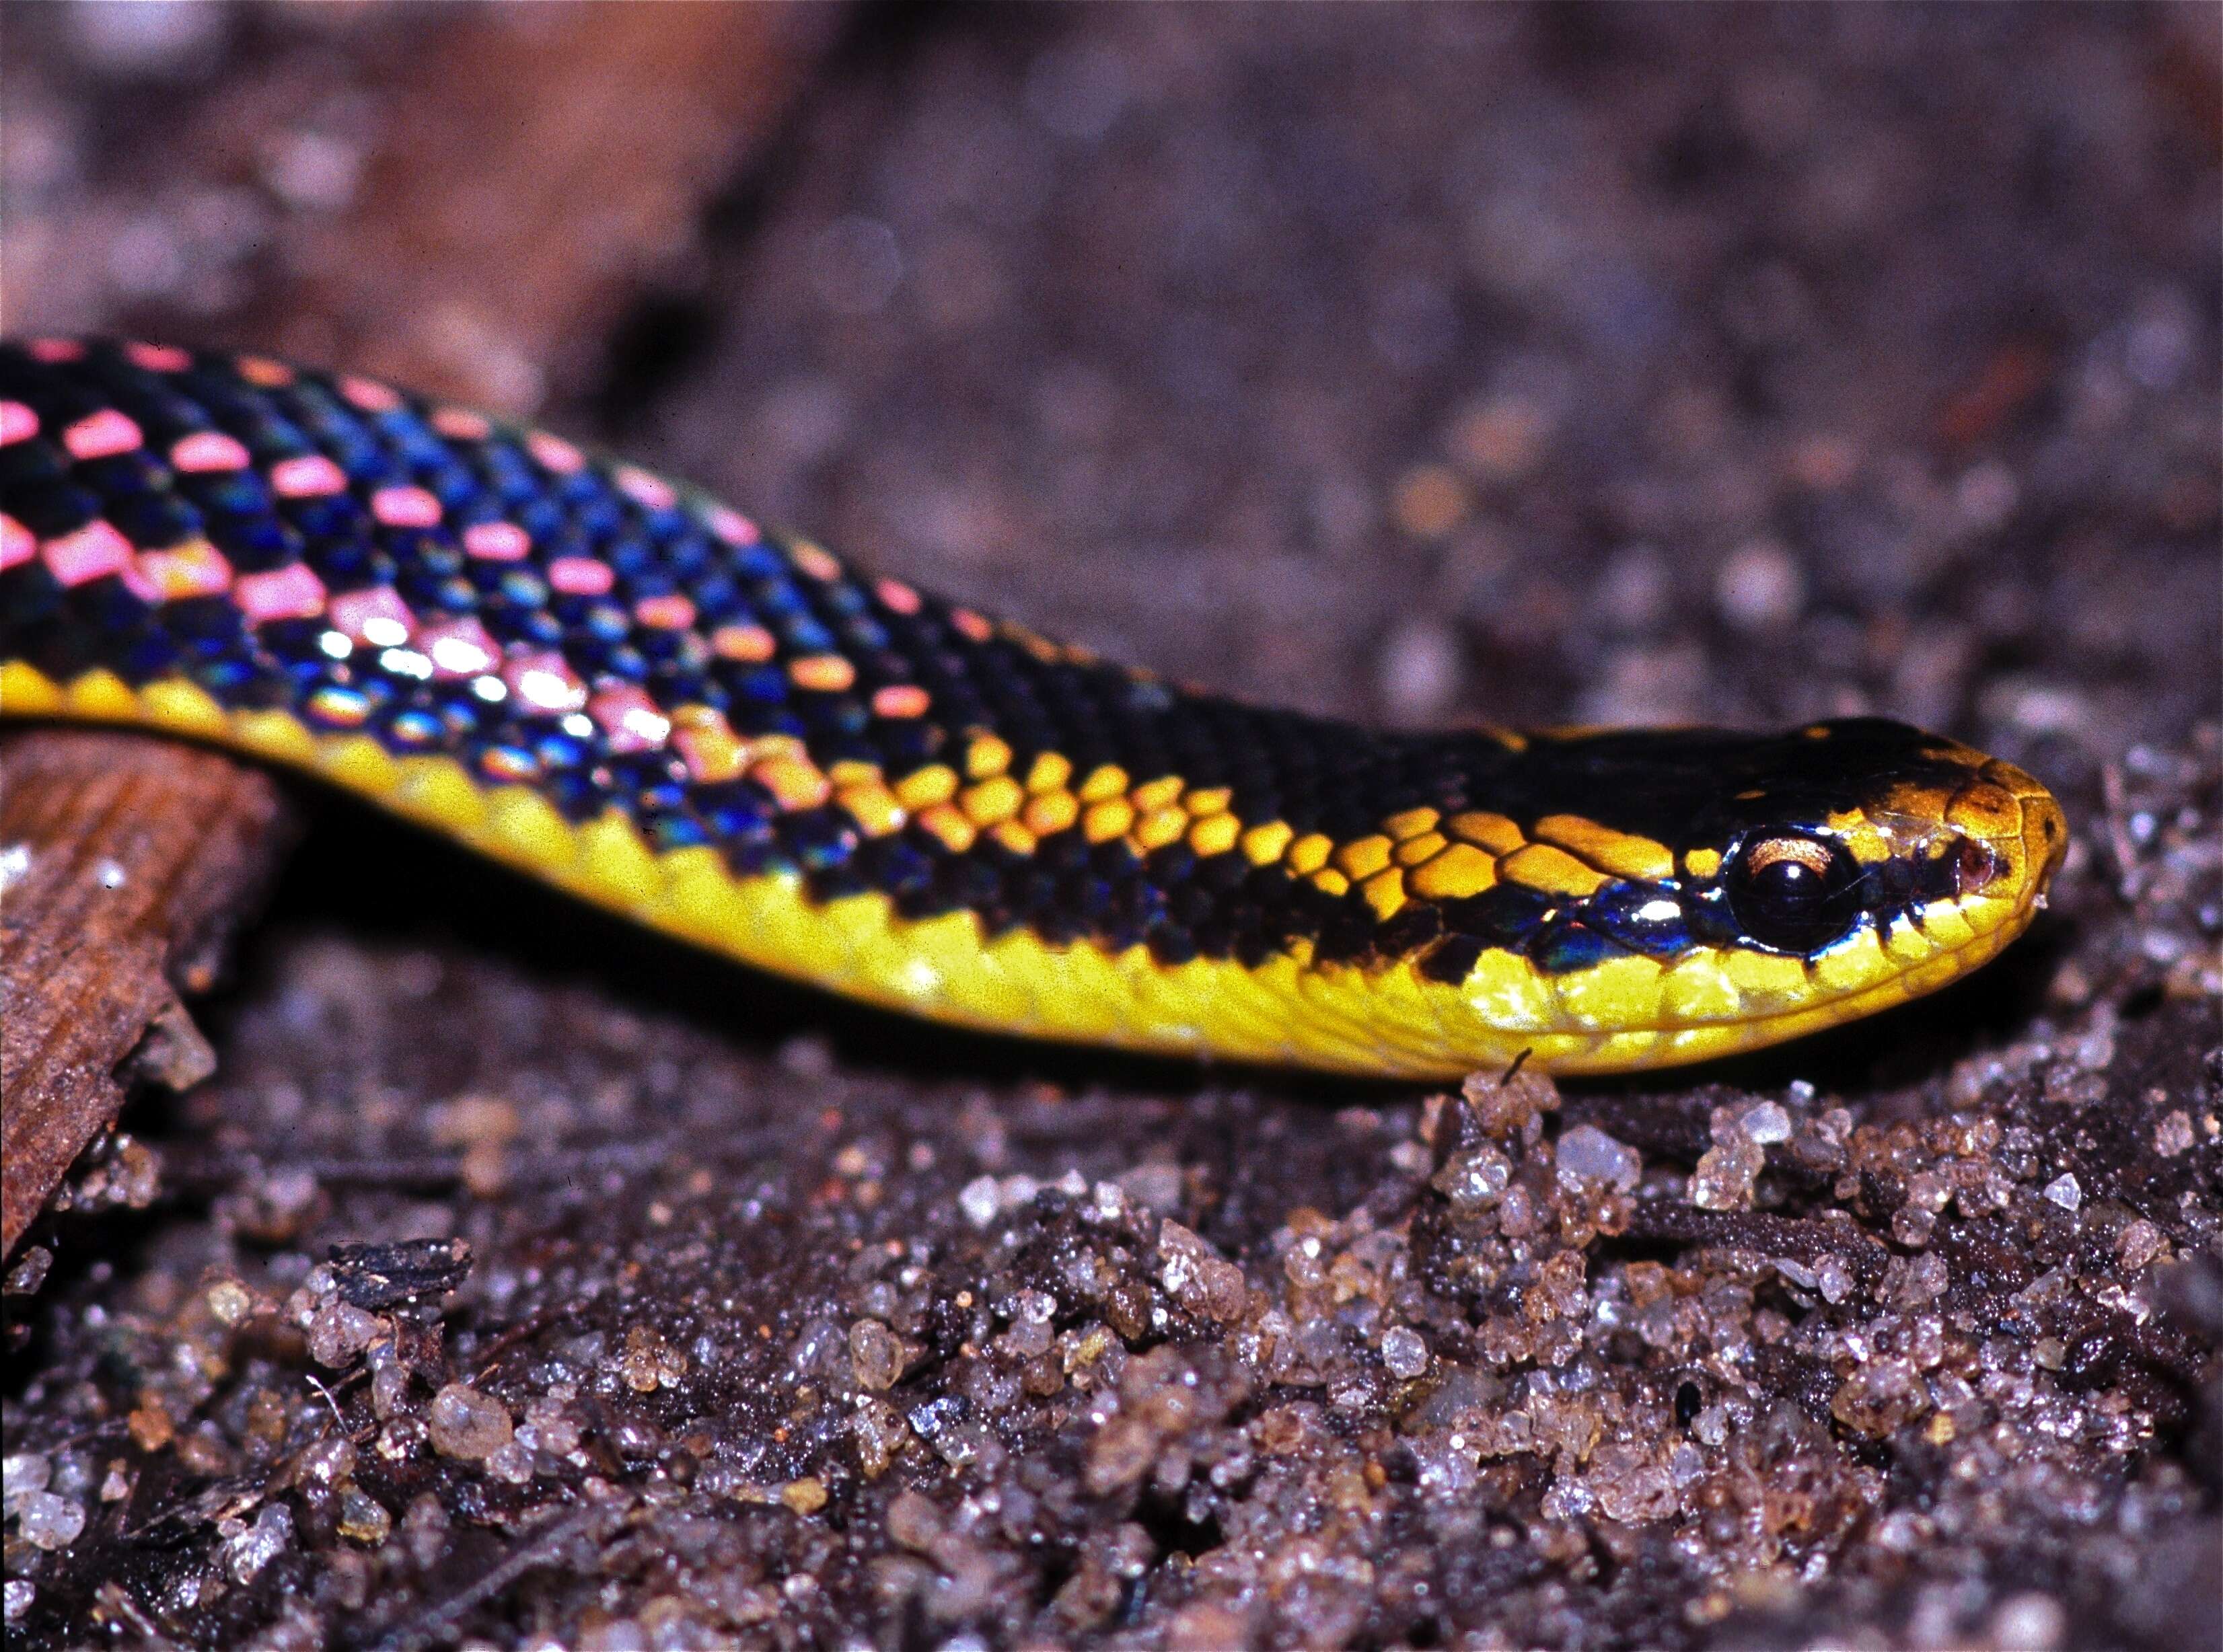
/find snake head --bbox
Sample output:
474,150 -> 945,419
1402,717 -> 2068,1074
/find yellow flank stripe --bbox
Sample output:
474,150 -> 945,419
0,663 -> 2049,1078
1,659 -> 66,713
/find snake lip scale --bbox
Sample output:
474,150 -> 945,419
0,337 -> 2068,1078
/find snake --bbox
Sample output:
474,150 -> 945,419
0,337 -> 2067,1078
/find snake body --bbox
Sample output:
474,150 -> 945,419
0,338 -> 2065,1076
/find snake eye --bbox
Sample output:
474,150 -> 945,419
1725,832 -> 1859,953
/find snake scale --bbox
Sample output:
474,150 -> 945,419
0,338 -> 2066,1077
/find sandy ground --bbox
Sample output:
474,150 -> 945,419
4,5 -> 2218,1648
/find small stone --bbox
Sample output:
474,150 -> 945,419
486,1441 -> 534,1485
2117,1219 -> 2164,1271
225,1504 -> 291,1582
959,1174 -> 1001,1228
3,1453 -> 51,1498
1815,1256 -> 1854,1304
886,1489 -> 941,1551
849,1319 -> 908,1392
1738,1101 -> 1792,1144
306,1302 -> 383,1369
1689,1137 -> 1763,1211
206,1277 -> 254,1326
1830,1359 -> 1929,1437
1989,1593 -> 2066,1652
1556,1125 -> 1642,1192
4,1581 -> 32,1625
427,1384 -> 513,1461
2042,1173 -> 2082,1211
780,1477 -> 828,1515
851,1399 -> 910,1479
12,1491 -> 83,1550
1715,539 -> 1803,630
1381,1326 -> 1430,1380
1433,1142 -> 1513,1210
1380,619 -> 1463,722
338,1488 -> 392,1544
1158,1220 -> 1247,1322
2154,1111 -> 2195,1157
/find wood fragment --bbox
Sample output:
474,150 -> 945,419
238,4 -> 848,410
0,733 -> 295,1259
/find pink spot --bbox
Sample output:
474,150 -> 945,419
416,617 -> 499,679
0,402 -> 38,446
793,544 -> 842,582
27,338 -> 85,363
132,540 -> 233,601
872,684 -> 931,719
118,562 -> 163,606
170,430 -> 252,472
527,431 -> 584,474
875,579 -> 922,615
1,515 -> 36,571
338,374 -> 403,412
270,455 -> 349,498
234,562 -> 328,624
63,410 -> 143,461
588,685 -> 671,754
632,593 -> 696,630
614,465 -> 676,511
431,408 -> 493,441
462,521 -> 531,561
949,608 -> 992,643
704,504 -> 759,546
328,587 -> 416,646
371,485 -> 443,528
237,356 -> 295,388
501,650 -> 586,715
124,342 -> 192,372
41,521 -> 135,587
546,556 -> 614,596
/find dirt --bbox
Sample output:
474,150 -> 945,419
4,5 -> 2218,1649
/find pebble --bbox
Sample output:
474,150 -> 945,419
11,1491 -> 84,1551
850,1319 -> 908,1392
1379,618 -> 1464,723
1714,539 -> 1803,629
225,1505 -> 292,1583
1381,1326 -> 1430,1379
1554,1125 -> 1642,1192
427,1384 -> 513,1461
